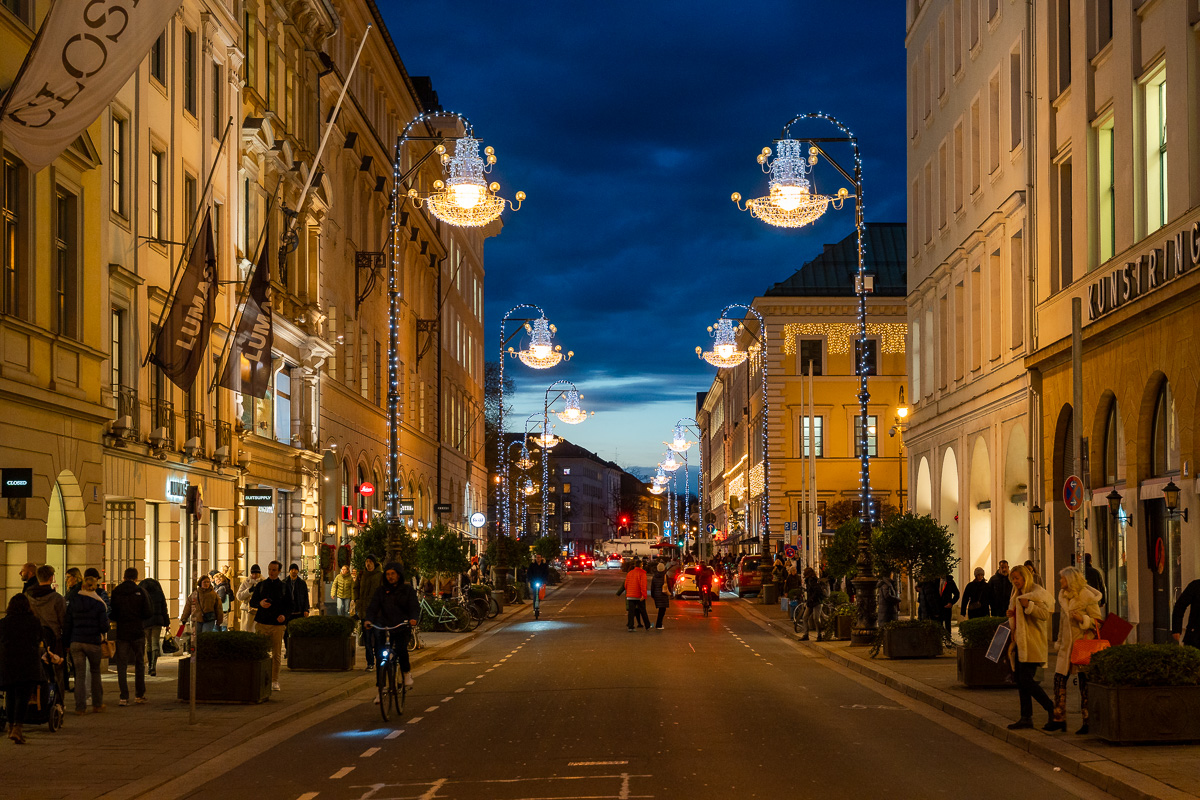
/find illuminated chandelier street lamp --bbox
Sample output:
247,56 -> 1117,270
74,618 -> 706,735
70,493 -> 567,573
732,112 -> 876,644
384,111 -> 524,560
664,417 -> 704,558
696,304 -> 771,558
497,305 -> 572,542
507,438 -> 537,537
538,381 -> 594,540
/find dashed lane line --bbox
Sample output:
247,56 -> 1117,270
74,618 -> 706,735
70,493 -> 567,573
329,767 -> 354,779
360,747 -> 380,758
424,706 -> 439,713
297,793 -> 320,800
454,687 -> 465,693
465,680 -> 475,685
407,716 -> 424,724
385,730 -> 403,740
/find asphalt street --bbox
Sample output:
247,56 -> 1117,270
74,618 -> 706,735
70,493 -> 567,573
183,572 -> 1114,800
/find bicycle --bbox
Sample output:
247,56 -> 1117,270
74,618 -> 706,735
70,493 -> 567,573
699,585 -> 712,617
793,596 -> 834,636
531,582 -> 544,619
370,622 -> 410,722
418,594 -> 470,632
447,593 -> 483,630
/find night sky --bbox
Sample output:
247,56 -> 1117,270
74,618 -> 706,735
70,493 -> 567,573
386,2 -> 907,468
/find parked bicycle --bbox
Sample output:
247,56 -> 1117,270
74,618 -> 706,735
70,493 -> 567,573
418,593 -> 470,632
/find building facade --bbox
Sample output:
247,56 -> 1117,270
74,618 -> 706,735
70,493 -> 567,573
904,0 -> 1036,588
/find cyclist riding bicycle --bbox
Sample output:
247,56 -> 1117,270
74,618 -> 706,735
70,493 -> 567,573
365,561 -> 419,695
527,553 -> 550,620
696,562 -> 715,611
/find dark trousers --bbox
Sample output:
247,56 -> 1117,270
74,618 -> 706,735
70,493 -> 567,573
1015,661 -> 1054,720
939,610 -> 953,635
145,627 -> 161,674
655,607 -> 666,628
372,628 -> 411,682
363,626 -> 377,668
115,637 -> 146,700
4,682 -> 33,726
626,600 -> 650,629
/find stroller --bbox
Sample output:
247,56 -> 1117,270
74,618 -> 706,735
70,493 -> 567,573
0,626 -> 66,734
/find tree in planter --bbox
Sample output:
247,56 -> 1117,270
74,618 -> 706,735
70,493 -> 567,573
873,513 -> 959,620
352,516 -> 416,573
528,535 -> 561,563
486,533 -> 529,572
824,519 -> 867,584
825,499 -> 900,530
416,523 -> 470,595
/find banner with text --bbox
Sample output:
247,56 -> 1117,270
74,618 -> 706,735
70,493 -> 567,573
219,245 -> 274,397
0,0 -> 183,172
151,213 -> 215,391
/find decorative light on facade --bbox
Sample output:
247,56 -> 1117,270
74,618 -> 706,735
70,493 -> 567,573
749,462 -> 765,499
668,424 -> 694,453
696,317 -> 747,368
730,139 -> 850,229
555,389 -> 589,424
659,450 -> 682,472
509,317 -> 572,370
782,322 -> 907,355
407,136 -> 525,228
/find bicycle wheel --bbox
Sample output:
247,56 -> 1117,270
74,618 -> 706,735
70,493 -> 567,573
486,595 -> 500,618
444,606 -> 469,633
471,598 -> 489,621
398,679 -> 407,715
407,628 -> 420,652
465,603 -> 483,630
504,585 -> 519,604
792,603 -> 804,634
377,669 -> 391,723
386,662 -> 400,719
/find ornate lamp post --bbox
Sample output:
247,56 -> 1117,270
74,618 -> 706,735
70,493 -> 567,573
385,112 -> 524,559
732,112 -> 874,643
668,419 -> 704,557
538,381 -> 592,541
696,304 -> 770,557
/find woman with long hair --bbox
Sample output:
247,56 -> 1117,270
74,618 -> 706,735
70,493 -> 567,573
0,593 -> 48,743
1005,564 -> 1055,730
1051,566 -> 1104,734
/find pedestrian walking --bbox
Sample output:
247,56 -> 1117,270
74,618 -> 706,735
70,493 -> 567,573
236,565 -> 263,633
213,572 -> 233,631
960,568 -> 990,620
250,561 -> 293,691
877,571 -> 900,624
1172,577 -> 1200,648
354,556 -> 383,671
332,565 -> 354,617
621,559 -> 649,631
0,593 -> 53,744
64,569 -> 109,715
18,562 -> 37,593
25,565 -> 66,691
139,575 -> 169,676
935,574 -> 960,635
1082,554 -> 1107,609
1050,566 -> 1104,734
987,560 -> 1013,617
799,568 -> 825,641
109,568 -> 150,706
283,563 -> 310,631
181,575 -> 223,634
1005,564 -> 1055,730
650,562 -> 670,630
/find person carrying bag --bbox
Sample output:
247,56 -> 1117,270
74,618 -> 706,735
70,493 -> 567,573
1052,565 -> 1105,735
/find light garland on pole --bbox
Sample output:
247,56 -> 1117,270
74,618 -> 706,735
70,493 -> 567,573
731,111 -> 877,644
669,418 -> 703,557
540,380 -> 594,540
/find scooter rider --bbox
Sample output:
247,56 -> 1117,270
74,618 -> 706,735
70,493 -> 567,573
527,553 -> 551,620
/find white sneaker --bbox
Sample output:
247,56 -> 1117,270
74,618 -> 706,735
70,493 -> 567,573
402,672 -> 414,687
271,682 -> 281,691
373,695 -> 381,705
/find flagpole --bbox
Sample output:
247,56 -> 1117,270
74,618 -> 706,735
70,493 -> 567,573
143,117 -> 235,367
209,178 -> 283,394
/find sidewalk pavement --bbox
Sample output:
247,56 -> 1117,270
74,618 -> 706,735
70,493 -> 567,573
737,596 -> 1199,800
0,605 -> 525,800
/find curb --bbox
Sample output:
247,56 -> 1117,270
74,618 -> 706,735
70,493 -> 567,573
735,599 -> 1192,800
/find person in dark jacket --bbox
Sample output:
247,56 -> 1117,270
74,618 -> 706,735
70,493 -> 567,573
650,562 -> 671,629
139,576 -> 169,676
18,562 -> 37,593
527,554 -> 551,619
26,565 -> 66,692
354,556 -> 384,671
1083,553 -> 1107,609
365,562 -> 419,691
109,568 -> 150,706
1172,578 -> 1200,648
0,593 -> 54,744
800,568 -> 825,641
250,561 -> 293,691
877,572 -> 900,624
64,571 -> 109,714
960,568 -> 991,620
282,563 -> 310,651
988,560 -> 1013,617
63,567 -> 82,604
935,574 -> 960,635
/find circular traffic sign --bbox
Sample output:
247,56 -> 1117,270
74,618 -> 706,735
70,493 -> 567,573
1063,475 -> 1084,513
469,512 -> 487,529
784,544 -> 798,558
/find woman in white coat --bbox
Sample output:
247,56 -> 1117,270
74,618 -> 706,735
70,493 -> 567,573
1005,564 -> 1056,730
1051,566 -> 1104,734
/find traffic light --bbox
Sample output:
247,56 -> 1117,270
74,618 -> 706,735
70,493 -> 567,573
619,514 -> 629,526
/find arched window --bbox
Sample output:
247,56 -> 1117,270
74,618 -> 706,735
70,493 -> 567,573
1102,402 -> 1123,485
1151,382 -> 1178,477
340,460 -> 351,508
357,464 -> 368,510
373,468 -> 383,512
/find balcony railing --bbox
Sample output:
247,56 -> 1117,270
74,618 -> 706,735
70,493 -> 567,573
114,386 -> 140,438
216,420 -> 232,452
186,410 -> 206,443
152,399 -> 175,447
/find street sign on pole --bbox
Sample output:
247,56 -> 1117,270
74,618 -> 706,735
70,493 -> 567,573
1063,475 -> 1084,513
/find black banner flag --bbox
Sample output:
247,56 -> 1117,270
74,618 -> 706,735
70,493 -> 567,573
151,213 -> 215,391
219,245 -> 274,397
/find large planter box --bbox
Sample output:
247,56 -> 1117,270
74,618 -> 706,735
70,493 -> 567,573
287,636 -> 355,671
956,645 -> 1015,688
882,626 -> 943,659
177,656 -> 271,704
835,615 -> 854,640
1090,683 -> 1200,744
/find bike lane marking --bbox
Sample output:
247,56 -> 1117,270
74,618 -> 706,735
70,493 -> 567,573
385,730 -> 403,740
329,767 -> 354,779
360,747 -> 380,758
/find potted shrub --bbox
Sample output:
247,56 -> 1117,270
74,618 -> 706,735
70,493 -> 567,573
178,631 -> 271,704
816,591 -> 854,640
417,523 -> 471,599
487,533 -> 528,588
1088,644 -> 1200,744
871,619 -> 949,659
956,616 -> 1014,687
287,614 -> 357,671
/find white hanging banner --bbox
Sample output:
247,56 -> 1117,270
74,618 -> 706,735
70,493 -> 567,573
0,0 -> 183,172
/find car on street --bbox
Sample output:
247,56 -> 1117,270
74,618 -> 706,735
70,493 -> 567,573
732,556 -> 763,597
671,566 -> 719,601
565,556 -> 592,572
606,554 -> 622,569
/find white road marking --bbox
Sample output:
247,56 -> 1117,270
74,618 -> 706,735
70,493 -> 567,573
476,674 -> 485,678
297,793 -> 320,800
385,729 -> 403,739
442,696 -> 453,702
329,767 -> 354,779
454,687 -> 465,693
418,778 -> 447,800
688,643 -> 695,653
424,706 -> 439,712
486,668 -> 494,672
407,716 -> 423,724
360,747 -> 380,758
567,760 -> 630,766
465,680 -> 475,685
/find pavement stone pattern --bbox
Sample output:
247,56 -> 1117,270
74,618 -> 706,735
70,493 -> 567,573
739,596 -> 1200,800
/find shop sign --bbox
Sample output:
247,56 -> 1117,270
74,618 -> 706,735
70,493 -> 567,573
398,498 -> 415,516
1088,221 -> 1200,322
357,482 -> 375,497
341,505 -> 354,523
434,503 -> 452,514
166,477 -> 189,503
469,512 -> 487,529
356,508 -> 370,526
1,468 -> 32,498
244,487 -> 274,507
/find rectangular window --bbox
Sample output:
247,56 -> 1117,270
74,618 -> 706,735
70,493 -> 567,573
922,43 -> 932,120
854,415 -> 879,458
1144,69 -> 1167,235
1010,48 -> 1023,150
111,308 -> 125,389
2,155 -> 26,318
150,33 -> 167,86
54,188 -> 79,339
563,522 -> 571,533
212,62 -> 223,139
149,150 -> 164,241
1010,233 -> 1024,349
1056,0 -> 1071,94
184,173 -> 198,229
970,99 -> 981,192
343,325 -> 354,385
937,14 -> 946,98
1054,159 -> 1073,291
912,318 -> 921,398
854,338 -> 878,376
987,0 -> 999,21
970,266 -> 982,370
375,340 -> 382,407
938,141 -> 947,229
800,416 -> 824,458
923,161 -> 932,243
183,27 -> 197,115
360,328 -> 369,400
939,295 -> 949,388
952,0 -> 962,74
111,115 -> 126,216
562,483 -> 571,494
244,13 -> 257,91
1,0 -> 28,23
988,75 -> 1000,172
969,0 -> 980,48
267,43 -> 277,111
798,339 -> 823,375
273,367 -> 291,446
1093,0 -> 1113,55
910,178 -> 920,255
953,123 -> 964,211
924,307 -> 934,394
1097,119 -> 1115,264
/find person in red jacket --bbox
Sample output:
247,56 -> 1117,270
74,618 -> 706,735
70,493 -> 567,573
623,559 -> 650,631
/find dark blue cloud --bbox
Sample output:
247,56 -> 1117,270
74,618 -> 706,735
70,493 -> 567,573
385,1 -> 906,466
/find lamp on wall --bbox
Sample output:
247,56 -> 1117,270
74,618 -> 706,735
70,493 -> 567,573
326,520 -> 337,537
1106,489 -> 1122,518
1162,480 -> 1188,522
1029,504 -> 1044,532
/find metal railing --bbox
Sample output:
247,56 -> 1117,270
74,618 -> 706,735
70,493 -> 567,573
186,410 -> 206,443
114,386 -> 140,438
153,399 -> 175,447
216,420 -> 232,452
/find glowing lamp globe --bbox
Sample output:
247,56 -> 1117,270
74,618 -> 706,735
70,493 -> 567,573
660,451 -> 682,473
668,424 -> 694,453
407,136 -> 525,228
648,484 -> 665,496
698,318 -> 747,368
510,317 -> 571,370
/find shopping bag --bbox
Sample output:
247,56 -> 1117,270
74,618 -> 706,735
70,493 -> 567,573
538,585 -> 546,601
985,623 -> 1011,663
1070,637 -> 1110,666
1098,613 -> 1133,646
